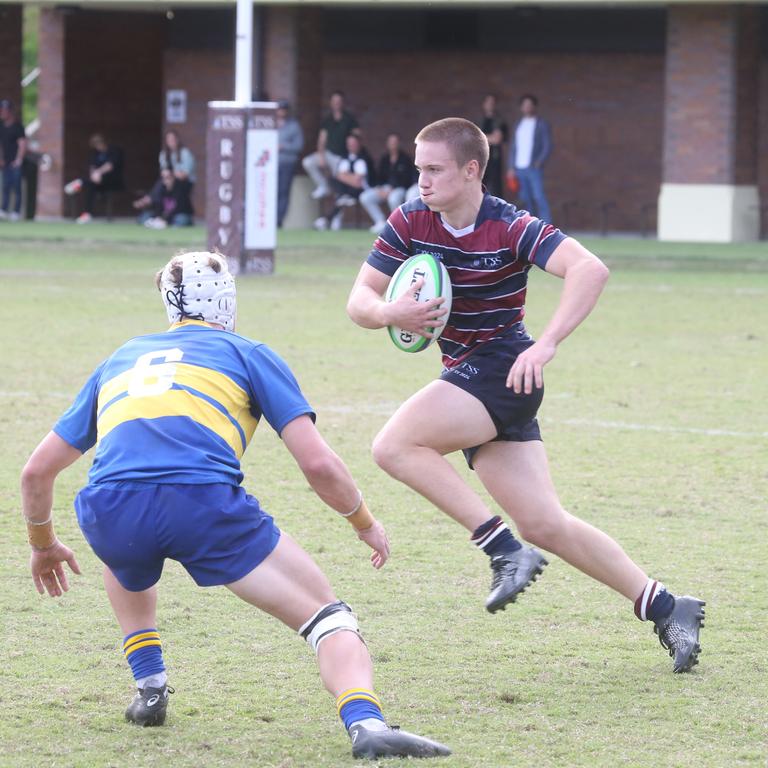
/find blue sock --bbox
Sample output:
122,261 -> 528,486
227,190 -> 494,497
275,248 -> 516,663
123,628 -> 166,683
471,516 -> 522,557
336,688 -> 385,731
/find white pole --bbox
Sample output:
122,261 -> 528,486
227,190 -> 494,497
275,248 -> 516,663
235,0 -> 253,104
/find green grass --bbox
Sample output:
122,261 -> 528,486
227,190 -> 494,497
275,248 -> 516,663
1,227 -> 767,767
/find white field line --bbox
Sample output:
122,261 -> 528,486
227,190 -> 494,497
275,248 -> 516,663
319,402 -> 766,439
3,391 -> 765,439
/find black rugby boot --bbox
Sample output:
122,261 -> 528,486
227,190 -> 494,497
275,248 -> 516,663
653,596 -> 706,673
350,724 -> 451,759
125,684 -> 173,726
485,545 -> 548,613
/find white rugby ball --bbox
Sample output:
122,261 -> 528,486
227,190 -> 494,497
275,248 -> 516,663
385,253 -> 452,353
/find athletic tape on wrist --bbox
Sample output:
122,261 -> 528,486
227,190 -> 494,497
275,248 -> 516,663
345,499 -> 375,531
27,519 -> 56,550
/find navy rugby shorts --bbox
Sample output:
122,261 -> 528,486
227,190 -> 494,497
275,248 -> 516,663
75,482 -> 281,591
440,327 -> 543,469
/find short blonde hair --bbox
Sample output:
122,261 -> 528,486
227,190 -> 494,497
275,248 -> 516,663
415,118 -> 489,177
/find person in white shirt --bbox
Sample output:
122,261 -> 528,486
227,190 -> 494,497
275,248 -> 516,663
314,134 -> 372,231
507,94 -> 553,222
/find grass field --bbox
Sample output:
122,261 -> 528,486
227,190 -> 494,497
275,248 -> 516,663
2,223 -> 766,767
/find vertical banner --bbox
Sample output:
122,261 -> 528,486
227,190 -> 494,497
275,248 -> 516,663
206,101 -> 278,275
243,107 -> 278,273
206,104 -> 247,274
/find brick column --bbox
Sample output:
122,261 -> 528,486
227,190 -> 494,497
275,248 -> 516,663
262,6 -> 324,228
659,5 -> 760,241
262,5 -> 323,137
0,5 -> 22,109
37,8 -> 66,217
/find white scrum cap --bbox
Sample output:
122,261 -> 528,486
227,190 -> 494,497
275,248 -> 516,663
159,252 -> 236,331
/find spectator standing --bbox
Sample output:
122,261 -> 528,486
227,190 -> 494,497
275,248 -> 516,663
64,133 -> 124,224
477,94 -> 508,199
0,99 -> 27,221
302,91 -> 359,200
359,133 -> 417,235
133,168 -> 194,228
507,94 -> 552,222
314,134 -> 372,232
276,100 -> 304,227
158,129 -> 196,189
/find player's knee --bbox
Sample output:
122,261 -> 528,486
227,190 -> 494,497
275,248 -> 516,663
371,431 -> 400,475
516,510 -> 567,548
298,600 -> 363,654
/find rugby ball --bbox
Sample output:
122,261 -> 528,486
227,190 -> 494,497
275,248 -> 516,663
385,253 -> 452,353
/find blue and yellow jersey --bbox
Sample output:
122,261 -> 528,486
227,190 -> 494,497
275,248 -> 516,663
53,321 -> 315,486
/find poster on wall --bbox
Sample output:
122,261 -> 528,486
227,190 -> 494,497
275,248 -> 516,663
166,90 -> 187,124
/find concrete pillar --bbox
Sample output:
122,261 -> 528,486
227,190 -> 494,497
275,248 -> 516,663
37,8 -> 66,217
659,5 -> 760,242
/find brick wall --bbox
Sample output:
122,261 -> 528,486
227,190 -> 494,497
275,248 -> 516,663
664,5 -> 758,186
320,50 -> 664,233
162,49 -> 234,216
0,4 -> 22,108
63,11 -> 166,216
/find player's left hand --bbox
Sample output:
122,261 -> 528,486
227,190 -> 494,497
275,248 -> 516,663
356,520 -> 390,569
30,540 -> 82,597
506,338 -> 557,393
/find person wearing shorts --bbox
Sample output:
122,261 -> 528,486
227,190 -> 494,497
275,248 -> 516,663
346,117 -> 705,674
20,251 -> 449,760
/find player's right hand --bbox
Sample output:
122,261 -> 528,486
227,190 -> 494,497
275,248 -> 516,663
385,277 -> 447,338
30,540 -> 82,597
356,520 -> 390,569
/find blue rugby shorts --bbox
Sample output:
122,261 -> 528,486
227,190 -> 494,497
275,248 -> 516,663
75,482 -> 281,591
439,327 -> 544,469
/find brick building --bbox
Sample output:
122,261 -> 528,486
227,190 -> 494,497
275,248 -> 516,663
2,0 -> 766,240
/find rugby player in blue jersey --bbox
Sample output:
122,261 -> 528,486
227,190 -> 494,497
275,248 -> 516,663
20,251 -> 449,759
347,118 -> 705,673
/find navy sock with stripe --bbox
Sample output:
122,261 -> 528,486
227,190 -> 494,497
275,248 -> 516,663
471,515 -> 522,557
634,579 -> 675,622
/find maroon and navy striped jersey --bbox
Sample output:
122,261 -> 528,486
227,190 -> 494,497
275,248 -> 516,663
366,193 -> 567,368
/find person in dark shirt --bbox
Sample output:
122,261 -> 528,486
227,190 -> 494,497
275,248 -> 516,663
64,133 -> 124,224
0,99 -> 27,221
347,117 -> 705,675
133,168 -> 194,228
359,133 -> 417,234
302,91 -> 360,200
477,94 -> 508,199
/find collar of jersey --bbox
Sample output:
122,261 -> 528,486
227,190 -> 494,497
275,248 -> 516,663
168,319 -> 218,331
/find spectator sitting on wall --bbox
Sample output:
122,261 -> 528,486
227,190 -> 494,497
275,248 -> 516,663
314,134 -> 372,232
133,168 -> 194,229
159,129 -> 196,190
302,90 -> 360,200
276,100 -> 304,228
64,133 -> 124,224
359,132 -> 417,235
0,98 -> 27,222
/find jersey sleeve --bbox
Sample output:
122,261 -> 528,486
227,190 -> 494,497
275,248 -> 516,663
52,362 -> 106,453
246,346 -> 316,436
508,212 -> 567,270
366,205 -> 413,276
